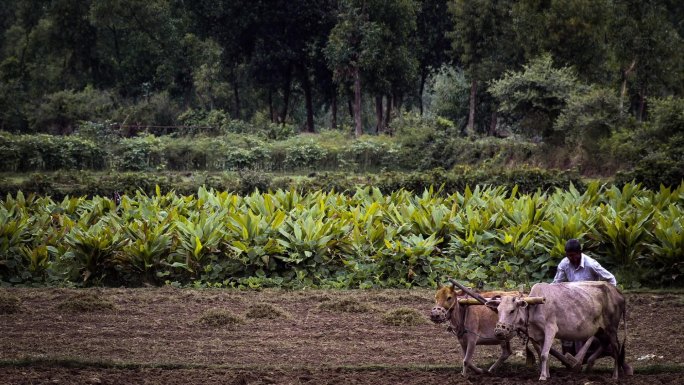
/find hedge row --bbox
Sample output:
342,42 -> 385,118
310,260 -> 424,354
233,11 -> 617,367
0,168 -> 584,200
0,131 -> 540,173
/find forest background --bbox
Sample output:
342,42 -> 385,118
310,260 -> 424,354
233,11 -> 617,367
0,0 -> 683,288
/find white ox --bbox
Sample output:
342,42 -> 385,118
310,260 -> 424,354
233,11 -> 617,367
486,281 -> 630,381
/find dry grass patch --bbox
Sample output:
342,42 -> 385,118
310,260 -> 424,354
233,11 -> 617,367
245,303 -> 290,319
319,298 -> 374,313
198,308 -> 245,328
309,293 -> 333,302
382,307 -> 427,327
0,291 -> 21,314
57,292 -> 115,312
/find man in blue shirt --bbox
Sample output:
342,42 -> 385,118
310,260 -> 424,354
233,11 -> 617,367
553,239 -> 617,286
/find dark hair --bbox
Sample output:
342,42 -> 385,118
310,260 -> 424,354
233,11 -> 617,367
565,239 -> 582,253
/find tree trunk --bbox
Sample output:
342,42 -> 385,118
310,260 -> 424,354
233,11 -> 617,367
281,69 -> 292,124
419,72 -> 427,115
638,87 -> 646,121
231,67 -> 241,120
353,66 -> 363,137
620,59 -> 637,115
331,93 -> 338,130
302,71 -> 315,133
489,111 -> 498,136
268,89 -> 275,123
466,78 -> 477,136
375,95 -> 384,133
384,94 -> 393,133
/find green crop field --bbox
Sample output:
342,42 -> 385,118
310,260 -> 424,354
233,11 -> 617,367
2,182 -> 682,289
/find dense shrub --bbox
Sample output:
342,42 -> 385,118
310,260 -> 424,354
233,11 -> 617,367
612,97 -> 684,189
0,133 -> 105,172
0,168 -> 585,200
29,87 -> 115,134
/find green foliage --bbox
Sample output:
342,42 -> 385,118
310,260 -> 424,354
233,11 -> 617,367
489,54 -> 582,141
61,217 -> 127,285
29,87 -> 115,134
112,135 -> 166,172
0,133 -> 105,172
425,65 -> 469,126
2,182 -> 682,289
555,87 -> 623,147
613,97 -> 684,189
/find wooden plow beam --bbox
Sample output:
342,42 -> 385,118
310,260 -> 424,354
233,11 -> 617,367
457,296 -> 546,305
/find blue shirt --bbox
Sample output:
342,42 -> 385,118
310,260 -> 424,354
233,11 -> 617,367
552,253 -> 617,286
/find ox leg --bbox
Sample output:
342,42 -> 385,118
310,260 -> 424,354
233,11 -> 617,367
621,361 -> 634,376
458,339 -> 469,376
609,335 -> 622,380
488,340 -> 512,373
462,338 -> 484,375
539,327 -> 558,381
585,344 -> 604,373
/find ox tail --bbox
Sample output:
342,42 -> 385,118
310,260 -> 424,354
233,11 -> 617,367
619,305 -> 627,367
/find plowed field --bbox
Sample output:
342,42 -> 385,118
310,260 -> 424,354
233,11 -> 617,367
1,288 -> 682,384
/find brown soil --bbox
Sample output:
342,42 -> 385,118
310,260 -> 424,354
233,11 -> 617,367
1,288 -> 682,385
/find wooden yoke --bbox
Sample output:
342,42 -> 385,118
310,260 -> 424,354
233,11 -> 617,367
447,278 -> 545,305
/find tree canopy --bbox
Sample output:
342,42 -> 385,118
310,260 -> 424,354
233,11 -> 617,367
0,0 -> 682,136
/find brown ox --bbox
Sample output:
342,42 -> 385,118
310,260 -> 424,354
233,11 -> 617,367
430,285 -> 526,375
486,281 -> 630,381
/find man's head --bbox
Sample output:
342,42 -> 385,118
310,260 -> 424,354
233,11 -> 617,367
565,239 -> 582,267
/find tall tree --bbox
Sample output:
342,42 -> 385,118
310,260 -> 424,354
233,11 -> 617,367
367,0 -> 418,134
326,0 -> 417,137
415,0 -> 453,115
184,0 -> 261,119
510,0 -> 613,83
88,0 -> 187,98
248,0 -> 336,131
448,0 -> 518,135
610,0 -> 684,120
326,0 -> 382,137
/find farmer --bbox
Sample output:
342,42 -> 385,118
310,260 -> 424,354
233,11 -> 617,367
553,238 -> 617,357
552,238 -> 616,286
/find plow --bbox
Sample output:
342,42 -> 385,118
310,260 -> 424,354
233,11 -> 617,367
447,278 -> 580,369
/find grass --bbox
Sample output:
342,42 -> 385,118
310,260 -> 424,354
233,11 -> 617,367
244,303 -> 290,319
197,308 -> 245,328
56,293 -> 115,312
0,291 -> 21,314
382,307 -> 427,327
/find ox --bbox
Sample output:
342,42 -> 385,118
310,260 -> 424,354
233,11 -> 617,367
486,281 -> 630,381
430,284 -> 530,375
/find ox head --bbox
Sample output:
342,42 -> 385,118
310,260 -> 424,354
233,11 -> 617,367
430,283 -> 461,324
485,295 -> 528,340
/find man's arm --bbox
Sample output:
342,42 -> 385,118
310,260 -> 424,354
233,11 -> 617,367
590,259 -> 617,286
552,262 -> 568,283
